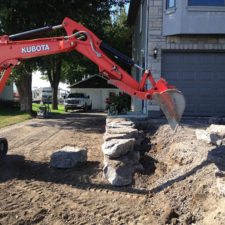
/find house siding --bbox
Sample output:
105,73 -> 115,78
130,0 -> 225,117
0,84 -> 14,101
70,88 -> 120,111
163,0 -> 225,36
131,0 -> 148,113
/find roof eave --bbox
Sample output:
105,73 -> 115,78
127,0 -> 141,26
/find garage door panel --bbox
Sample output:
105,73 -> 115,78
199,71 -> 213,81
199,54 -> 214,64
185,103 -> 195,112
214,54 -> 225,64
182,71 -> 196,80
199,104 -> 212,113
183,54 -> 198,64
182,88 -> 196,97
216,105 -> 225,113
199,88 -> 211,97
217,88 -> 225,96
164,71 -> 179,81
162,52 -> 225,116
216,71 -> 225,81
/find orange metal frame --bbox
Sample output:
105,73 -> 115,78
0,17 -> 172,99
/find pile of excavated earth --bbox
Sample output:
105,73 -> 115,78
0,113 -> 225,224
102,117 -> 225,224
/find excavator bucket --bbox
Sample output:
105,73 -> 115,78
153,89 -> 185,131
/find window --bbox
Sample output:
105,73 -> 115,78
188,0 -> 225,6
166,0 -> 175,9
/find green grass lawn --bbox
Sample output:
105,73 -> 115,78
0,104 -> 65,129
0,108 -> 32,128
32,103 -> 65,114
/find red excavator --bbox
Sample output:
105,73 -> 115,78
0,17 -> 185,158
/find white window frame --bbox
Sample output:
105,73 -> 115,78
166,0 -> 176,9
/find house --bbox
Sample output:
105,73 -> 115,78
0,84 -> 14,101
128,0 -> 225,117
69,74 -> 120,110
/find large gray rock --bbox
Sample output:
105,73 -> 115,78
196,125 -> 225,146
50,146 -> 87,168
106,127 -> 139,139
206,124 -> 225,145
103,132 -> 136,142
106,120 -> 135,130
103,151 -> 144,186
206,124 -> 225,137
102,138 -> 135,158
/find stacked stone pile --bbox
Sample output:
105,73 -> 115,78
102,118 -> 145,186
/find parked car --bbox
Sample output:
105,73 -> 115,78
64,93 -> 92,112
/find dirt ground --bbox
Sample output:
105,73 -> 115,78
0,112 -> 224,225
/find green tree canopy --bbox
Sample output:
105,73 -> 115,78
0,0 -> 131,110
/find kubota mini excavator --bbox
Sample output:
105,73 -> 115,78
0,17 -> 185,158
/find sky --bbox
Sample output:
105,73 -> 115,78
32,71 -> 69,90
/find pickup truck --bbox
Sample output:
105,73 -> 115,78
64,93 -> 92,112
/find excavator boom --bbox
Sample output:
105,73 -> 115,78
0,17 -> 185,130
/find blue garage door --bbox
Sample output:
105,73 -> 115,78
162,52 -> 225,116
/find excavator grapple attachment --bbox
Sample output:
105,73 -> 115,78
153,89 -> 185,131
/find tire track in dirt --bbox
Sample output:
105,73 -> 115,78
0,113 -> 156,224
0,179 -> 153,224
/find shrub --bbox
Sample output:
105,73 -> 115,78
105,92 -> 130,114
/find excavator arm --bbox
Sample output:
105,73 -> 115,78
0,17 -> 185,131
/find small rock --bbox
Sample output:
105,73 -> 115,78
50,146 -> 87,168
102,138 -> 135,158
215,169 -> 225,178
195,129 -> 210,143
214,169 -> 225,196
216,177 -> 225,197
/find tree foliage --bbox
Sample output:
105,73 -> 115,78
0,0 -> 131,111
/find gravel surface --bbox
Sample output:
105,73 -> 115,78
0,113 -> 224,225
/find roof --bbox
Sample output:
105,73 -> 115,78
69,75 -> 117,89
127,0 -> 140,25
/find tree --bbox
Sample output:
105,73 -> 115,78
0,0 -> 130,111
0,0 -> 41,112
62,6 -> 132,86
